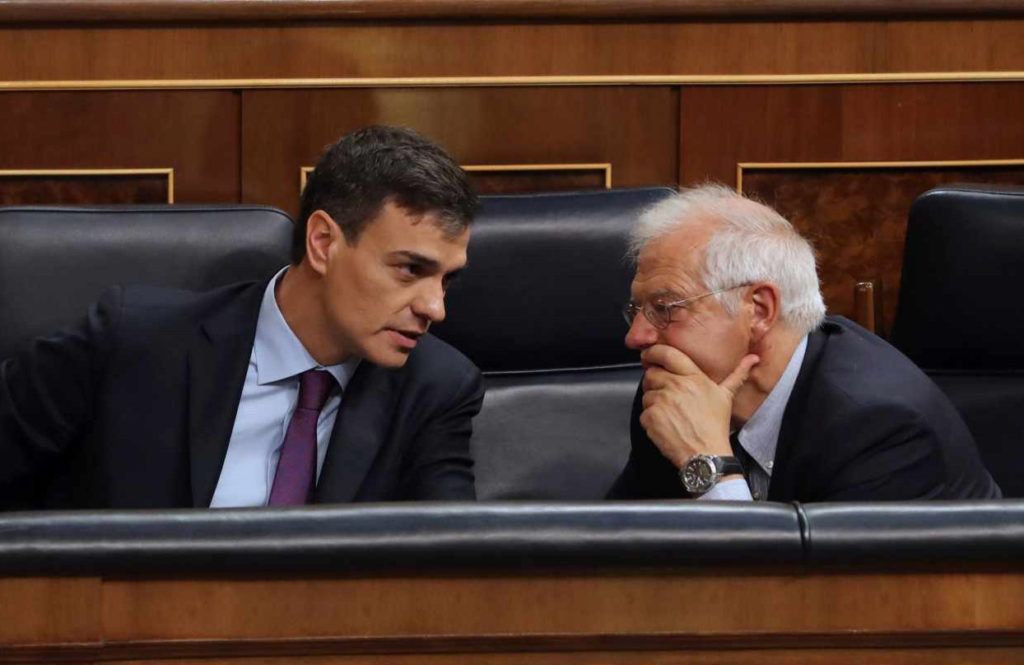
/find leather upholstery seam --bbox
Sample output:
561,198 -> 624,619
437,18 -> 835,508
794,501 -> 811,563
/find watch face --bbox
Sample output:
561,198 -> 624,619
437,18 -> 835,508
682,456 -> 717,493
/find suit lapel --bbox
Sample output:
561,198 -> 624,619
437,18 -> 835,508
187,283 -> 264,507
315,362 -> 402,503
768,321 -> 833,501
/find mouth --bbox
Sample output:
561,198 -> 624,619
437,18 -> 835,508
385,328 -> 424,350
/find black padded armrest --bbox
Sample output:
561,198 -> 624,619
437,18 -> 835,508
0,502 -> 802,575
801,501 -> 1024,564
5,501 -> 1022,576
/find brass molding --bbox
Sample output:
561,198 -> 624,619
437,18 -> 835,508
302,163 -> 612,193
5,72 -> 1024,92
736,158 -> 1024,193
0,167 -> 175,203
463,162 -> 613,189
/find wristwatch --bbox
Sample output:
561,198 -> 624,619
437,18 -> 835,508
680,454 -> 744,495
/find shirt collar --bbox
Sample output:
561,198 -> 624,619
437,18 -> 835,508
253,266 -> 361,389
735,335 -> 808,475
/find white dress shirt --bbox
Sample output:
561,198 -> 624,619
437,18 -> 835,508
209,267 -> 360,508
699,336 -> 808,501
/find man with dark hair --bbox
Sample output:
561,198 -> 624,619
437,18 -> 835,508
0,125 -> 483,508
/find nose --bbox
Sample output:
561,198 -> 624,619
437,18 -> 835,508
625,311 -> 658,350
412,280 -> 447,325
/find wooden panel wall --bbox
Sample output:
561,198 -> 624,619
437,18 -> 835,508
1,4 -> 1024,327
241,87 -> 678,217
680,82 -> 1024,331
0,91 -> 240,204
2,20 -> 1024,80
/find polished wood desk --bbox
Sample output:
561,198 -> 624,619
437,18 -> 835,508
4,566 -> 1024,663
1,503 -> 1022,664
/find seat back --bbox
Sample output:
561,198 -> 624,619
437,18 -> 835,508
0,205 -> 294,361
891,185 -> 1024,497
433,188 -> 674,499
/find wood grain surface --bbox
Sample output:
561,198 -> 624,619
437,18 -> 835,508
0,577 -> 100,646
2,20 -> 1024,83
741,165 -> 1024,335
0,91 -> 239,204
681,82 -> 1024,334
240,87 -> 678,217
0,172 -> 171,205
3,569 -> 1024,663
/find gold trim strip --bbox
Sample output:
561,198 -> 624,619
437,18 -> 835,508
736,159 -> 1024,193
5,72 -> 1024,92
0,168 -> 175,203
464,162 -> 612,189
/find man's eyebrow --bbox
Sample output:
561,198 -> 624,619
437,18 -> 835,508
389,250 -> 440,269
649,289 -> 683,301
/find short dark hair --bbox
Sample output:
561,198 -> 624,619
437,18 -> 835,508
294,126 -> 478,263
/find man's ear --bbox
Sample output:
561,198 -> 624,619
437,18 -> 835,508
305,210 -> 340,276
748,282 -> 781,342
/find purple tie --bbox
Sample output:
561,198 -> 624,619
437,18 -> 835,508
268,369 -> 335,506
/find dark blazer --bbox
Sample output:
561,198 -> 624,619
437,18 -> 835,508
609,317 -> 1001,501
0,281 -> 483,509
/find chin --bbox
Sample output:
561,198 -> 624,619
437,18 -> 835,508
362,344 -> 412,368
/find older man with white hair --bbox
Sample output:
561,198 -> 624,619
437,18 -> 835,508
610,184 -> 1000,501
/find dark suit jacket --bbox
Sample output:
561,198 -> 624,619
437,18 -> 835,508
0,280 -> 483,509
609,317 -> 1001,501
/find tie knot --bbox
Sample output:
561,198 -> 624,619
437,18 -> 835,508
297,369 -> 335,411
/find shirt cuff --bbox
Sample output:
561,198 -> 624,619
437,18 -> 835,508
696,478 -> 753,501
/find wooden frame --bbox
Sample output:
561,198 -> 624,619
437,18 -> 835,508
463,163 -> 613,190
0,167 -> 175,203
6,72 -> 1024,92
736,158 -> 1024,194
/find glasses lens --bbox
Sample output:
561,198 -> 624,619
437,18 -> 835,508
648,302 -> 672,329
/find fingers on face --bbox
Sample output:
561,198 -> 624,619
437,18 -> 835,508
719,353 -> 761,395
638,403 -> 667,441
642,344 -> 700,376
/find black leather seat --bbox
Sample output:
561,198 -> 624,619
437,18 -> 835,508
891,185 -> 1024,497
0,205 -> 294,361
433,188 -> 674,499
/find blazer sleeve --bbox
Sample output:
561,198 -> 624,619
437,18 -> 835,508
0,286 -> 121,506
399,362 -> 484,501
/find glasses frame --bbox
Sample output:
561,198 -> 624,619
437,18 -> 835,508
623,284 -> 750,330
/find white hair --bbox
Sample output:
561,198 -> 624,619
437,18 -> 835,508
629,184 -> 826,335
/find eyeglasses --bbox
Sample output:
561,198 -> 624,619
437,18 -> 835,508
622,285 -> 750,330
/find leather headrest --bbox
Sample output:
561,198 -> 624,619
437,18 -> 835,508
891,185 -> 1024,370
433,188 -> 674,372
